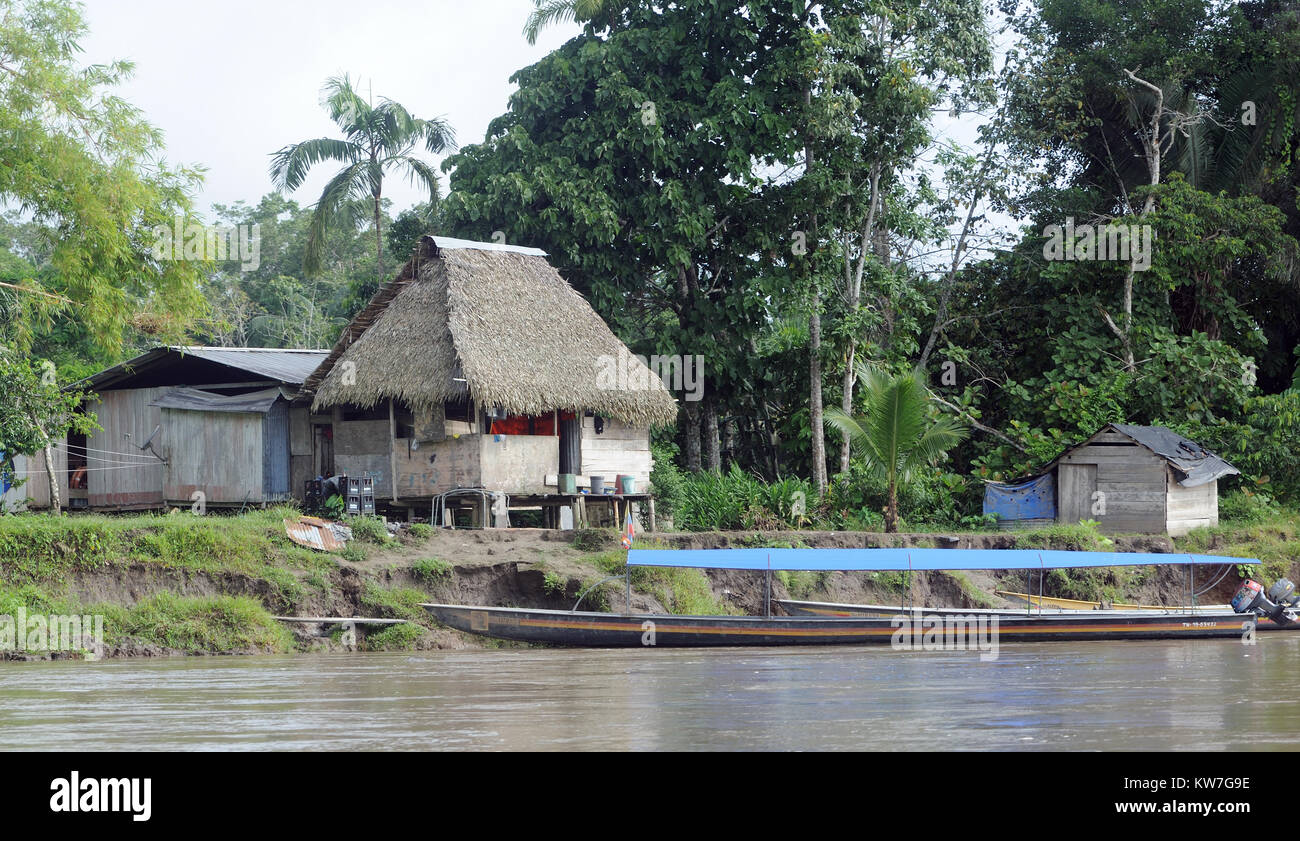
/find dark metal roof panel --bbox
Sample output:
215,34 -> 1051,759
1109,423 -> 1240,487
149,386 -> 288,414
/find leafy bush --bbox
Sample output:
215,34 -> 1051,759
408,523 -> 434,539
675,465 -> 766,531
649,441 -> 686,523
1217,490 -> 1283,523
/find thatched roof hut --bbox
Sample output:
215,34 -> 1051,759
305,236 -> 678,427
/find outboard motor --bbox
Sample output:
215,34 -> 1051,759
1233,578 -> 1300,626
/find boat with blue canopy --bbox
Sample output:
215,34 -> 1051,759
422,547 -> 1272,648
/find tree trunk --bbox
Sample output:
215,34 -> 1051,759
43,439 -> 61,515
804,85 -> 827,496
682,404 -> 702,473
373,193 -> 385,284
885,478 -> 898,533
840,165 -> 883,474
703,395 -> 721,472
809,282 -> 827,495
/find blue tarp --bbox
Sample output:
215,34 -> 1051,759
626,548 -> 1255,571
983,473 -> 1055,521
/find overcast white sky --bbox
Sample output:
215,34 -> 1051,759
81,0 -> 580,217
79,0 -> 1008,258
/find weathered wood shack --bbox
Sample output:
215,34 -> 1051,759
302,236 -> 678,521
19,346 -> 326,510
983,423 -> 1239,536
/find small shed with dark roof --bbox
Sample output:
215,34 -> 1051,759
18,346 -> 328,512
984,423 -> 1239,536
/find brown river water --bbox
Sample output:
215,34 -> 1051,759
2,636 -> 1299,751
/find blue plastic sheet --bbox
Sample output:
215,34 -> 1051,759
983,474 -> 1055,521
627,547 -> 1254,571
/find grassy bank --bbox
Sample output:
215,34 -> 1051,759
0,505 -> 1295,657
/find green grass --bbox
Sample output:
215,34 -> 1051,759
1177,513 -> 1300,582
945,571 -> 998,608
775,569 -> 831,599
542,570 -> 568,596
102,593 -> 294,652
0,507 -> 335,592
408,523 -> 434,540
1012,520 -> 1115,551
412,557 -> 452,584
590,553 -> 738,615
363,622 -> 425,650
347,516 -> 391,544
360,583 -> 432,625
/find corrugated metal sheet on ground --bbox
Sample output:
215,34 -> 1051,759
283,517 -> 352,551
983,473 -> 1056,521
626,548 -> 1256,571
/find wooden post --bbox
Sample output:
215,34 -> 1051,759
389,398 -> 399,502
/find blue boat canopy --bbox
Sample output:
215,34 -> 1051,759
626,548 -> 1256,571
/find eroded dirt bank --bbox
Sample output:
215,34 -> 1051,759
3,524 -> 1248,659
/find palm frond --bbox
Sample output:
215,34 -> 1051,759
387,155 -> 442,197
321,74 -> 372,135
269,137 -> 359,192
303,161 -> 368,275
523,0 -> 586,45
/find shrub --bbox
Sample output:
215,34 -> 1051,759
348,516 -> 390,544
409,523 -> 434,539
1217,490 -> 1283,523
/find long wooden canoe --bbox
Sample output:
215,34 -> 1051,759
778,598 -> 1293,631
994,591 -> 1231,611
424,603 -> 1251,647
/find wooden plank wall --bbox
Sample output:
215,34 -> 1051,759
4,449 -> 66,510
289,406 -> 313,500
579,417 -> 652,491
87,388 -> 167,509
161,409 -> 264,505
1057,434 -> 1167,533
1166,467 -> 1217,536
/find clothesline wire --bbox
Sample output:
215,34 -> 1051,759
57,442 -> 158,462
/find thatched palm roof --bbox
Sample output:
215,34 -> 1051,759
306,236 -> 678,426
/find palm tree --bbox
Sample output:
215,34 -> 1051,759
825,363 -> 967,532
523,0 -> 623,45
270,75 -> 455,282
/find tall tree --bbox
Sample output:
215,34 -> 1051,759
270,74 -> 455,284
0,0 -> 207,351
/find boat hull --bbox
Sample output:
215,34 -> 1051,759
779,599 -> 1290,631
424,603 -> 1251,647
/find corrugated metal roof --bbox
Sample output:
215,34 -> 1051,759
430,236 -> 547,257
80,346 -> 329,390
174,347 -> 328,384
1109,424 -> 1240,487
